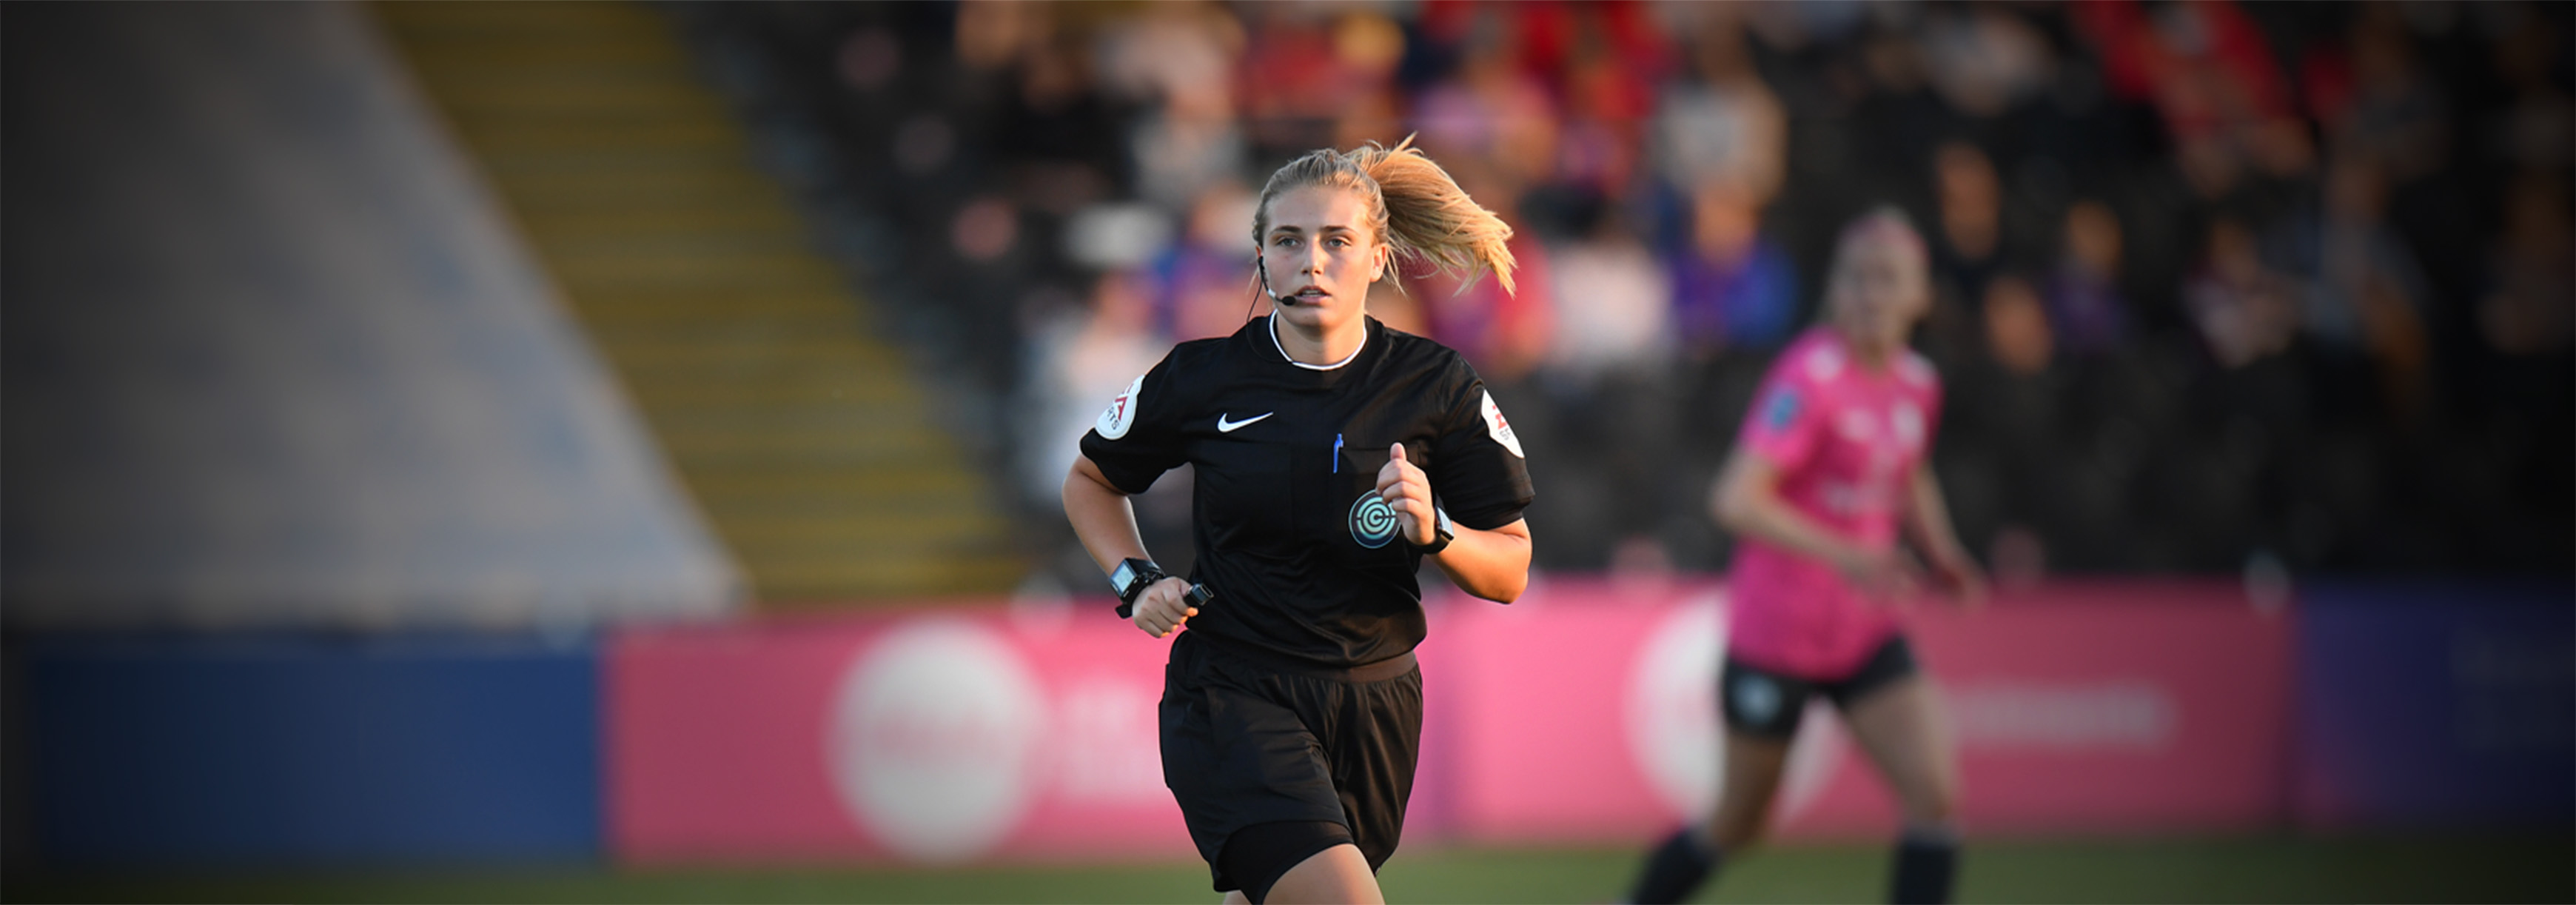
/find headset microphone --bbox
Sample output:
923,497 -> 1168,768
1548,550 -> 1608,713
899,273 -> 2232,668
1258,258 -> 1294,304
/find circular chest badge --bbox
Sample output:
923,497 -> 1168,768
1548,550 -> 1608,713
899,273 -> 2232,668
1349,491 -> 1399,549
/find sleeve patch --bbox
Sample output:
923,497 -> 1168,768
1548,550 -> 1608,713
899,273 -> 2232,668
1762,387 -> 1802,431
1481,390 -> 1524,458
1095,373 -> 1145,440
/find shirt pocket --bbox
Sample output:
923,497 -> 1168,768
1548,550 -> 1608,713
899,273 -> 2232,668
1335,437 -> 1433,494
1196,438 -> 1294,548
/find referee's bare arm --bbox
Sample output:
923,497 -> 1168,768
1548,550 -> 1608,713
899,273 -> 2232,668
1378,444 -> 1532,604
1064,456 -> 1198,637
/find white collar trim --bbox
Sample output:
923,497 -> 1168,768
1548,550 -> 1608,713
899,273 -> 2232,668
1268,313 -> 1366,371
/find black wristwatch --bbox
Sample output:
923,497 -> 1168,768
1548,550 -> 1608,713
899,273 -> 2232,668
1412,507 -> 1456,555
1109,558 -> 1168,618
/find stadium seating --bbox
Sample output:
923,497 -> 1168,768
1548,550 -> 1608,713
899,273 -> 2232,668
375,1 -> 1020,604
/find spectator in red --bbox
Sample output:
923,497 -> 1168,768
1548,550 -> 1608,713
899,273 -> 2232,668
2074,0 -> 2314,198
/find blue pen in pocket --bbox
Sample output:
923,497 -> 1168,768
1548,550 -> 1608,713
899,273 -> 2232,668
1332,433 -> 1344,473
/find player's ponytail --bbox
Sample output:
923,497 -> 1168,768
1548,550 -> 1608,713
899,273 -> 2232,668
1253,136 -> 1519,295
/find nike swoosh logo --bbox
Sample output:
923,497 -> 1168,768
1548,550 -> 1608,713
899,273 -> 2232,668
1216,412 -> 1274,433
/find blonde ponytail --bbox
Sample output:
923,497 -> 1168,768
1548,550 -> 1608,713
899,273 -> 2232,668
1253,136 -> 1519,295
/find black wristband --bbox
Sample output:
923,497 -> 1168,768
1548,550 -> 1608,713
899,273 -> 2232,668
1412,507 -> 1455,555
1110,558 -> 1167,618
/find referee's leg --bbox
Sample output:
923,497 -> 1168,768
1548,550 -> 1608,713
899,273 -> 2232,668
1261,844 -> 1383,904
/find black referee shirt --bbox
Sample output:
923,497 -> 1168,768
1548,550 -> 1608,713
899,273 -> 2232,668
1081,315 -> 1536,669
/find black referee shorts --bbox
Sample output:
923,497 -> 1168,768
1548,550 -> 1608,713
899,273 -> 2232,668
1159,630 -> 1423,897
1720,634 -> 1922,739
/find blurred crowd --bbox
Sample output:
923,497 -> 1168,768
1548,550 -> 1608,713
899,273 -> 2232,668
677,0 -> 2572,587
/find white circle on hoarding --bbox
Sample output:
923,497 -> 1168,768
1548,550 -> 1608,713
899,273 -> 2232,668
1626,594 -> 1842,824
828,619 -> 1044,862
1629,595 -> 1726,820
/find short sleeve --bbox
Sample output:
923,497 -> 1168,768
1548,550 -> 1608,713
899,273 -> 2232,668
1738,370 -> 1825,470
1427,364 -> 1536,530
1077,356 -> 1187,495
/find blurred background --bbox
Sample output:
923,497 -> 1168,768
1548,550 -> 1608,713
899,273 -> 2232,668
3,1 -> 2569,902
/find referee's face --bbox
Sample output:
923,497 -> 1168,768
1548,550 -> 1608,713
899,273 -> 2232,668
1259,185 -> 1389,334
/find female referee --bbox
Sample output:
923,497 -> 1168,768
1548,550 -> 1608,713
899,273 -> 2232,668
1063,139 -> 1534,905
1622,209 -> 1988,905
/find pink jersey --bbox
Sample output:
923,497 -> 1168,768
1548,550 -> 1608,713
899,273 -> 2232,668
1726,329 -> 1943,678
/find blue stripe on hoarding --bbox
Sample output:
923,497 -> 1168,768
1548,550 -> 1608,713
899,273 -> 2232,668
28,633 -> 600,866
2295,579 -> 2575,829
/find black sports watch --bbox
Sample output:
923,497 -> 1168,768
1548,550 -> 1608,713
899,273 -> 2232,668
1109,558 -> 1168,618
1412,507 -> 1456,555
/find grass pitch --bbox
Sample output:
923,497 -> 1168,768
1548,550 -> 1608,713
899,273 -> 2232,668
9,833 -> 2569,904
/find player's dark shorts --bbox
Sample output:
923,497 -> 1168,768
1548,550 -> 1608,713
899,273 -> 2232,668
1159,628 -> 1423,898
1720,634 -> 1921,738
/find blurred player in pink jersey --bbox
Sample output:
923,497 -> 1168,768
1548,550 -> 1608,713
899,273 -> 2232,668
1623,208 -> 1987,905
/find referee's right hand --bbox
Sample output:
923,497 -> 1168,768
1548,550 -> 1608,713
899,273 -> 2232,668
1131,576 -> 1199,638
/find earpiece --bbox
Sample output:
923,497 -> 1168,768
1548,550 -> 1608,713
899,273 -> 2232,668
1244,256 -> 1275,323
1258,258 -> 1289,304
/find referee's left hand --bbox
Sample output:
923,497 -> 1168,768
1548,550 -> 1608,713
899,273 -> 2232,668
1377,443 -> 1437,548
1130,576 -> 1198,638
